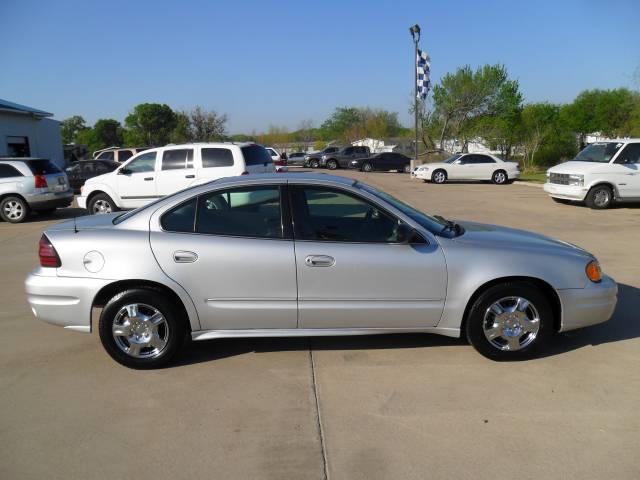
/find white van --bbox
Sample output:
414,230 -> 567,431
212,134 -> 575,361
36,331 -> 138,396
77,143 -> 275,214
544,139 -> 640,209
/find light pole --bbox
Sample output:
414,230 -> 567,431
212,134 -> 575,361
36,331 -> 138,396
409,24 -> 421,167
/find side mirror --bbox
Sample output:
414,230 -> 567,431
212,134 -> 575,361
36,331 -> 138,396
118,167 -> 131,175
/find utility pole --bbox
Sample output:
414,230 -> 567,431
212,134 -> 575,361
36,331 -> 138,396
409,24 -> 421,169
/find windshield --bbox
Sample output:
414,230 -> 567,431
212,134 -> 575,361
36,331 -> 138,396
573,142 -> 623,163
444,154 -> 462,164
354,181 -> 459,236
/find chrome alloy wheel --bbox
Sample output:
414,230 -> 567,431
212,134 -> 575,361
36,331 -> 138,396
482,296 -> 540,351
92,199 -> 112,214
493,171 -> 506,184
433,171 -> 446,183
593,188 -> 611,208
3,200 -> 25,220
112,303 -> 170,358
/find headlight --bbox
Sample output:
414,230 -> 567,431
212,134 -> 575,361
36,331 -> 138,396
568,174 -> 584,186
585,260 -> 602,283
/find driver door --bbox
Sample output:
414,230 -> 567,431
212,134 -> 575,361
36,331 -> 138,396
117,151 -> 159,208
290,185 -> 447,329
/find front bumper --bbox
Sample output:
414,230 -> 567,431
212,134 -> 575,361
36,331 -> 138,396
543,182 -> 588,201
558,275 -> 618,332
25,269 -> 112,333
77,195 -> 88,209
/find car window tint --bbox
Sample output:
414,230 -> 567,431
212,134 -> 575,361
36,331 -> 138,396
97,151 -> 114,160
241,145 -> 273,166
162,149 -> 194,170
196,186 -> 282,238
476,155 -> 495,163
202,148 -> 234,168
292,186 -> 401,243
119,150 -> 133,162
618,143 -> 640,164
126,152 -> 157,173
0,164 -> 23,178
161,198 -> 197,232
81,162 -> 95,173
25,160 -> 61,175
95,162 -> 111,173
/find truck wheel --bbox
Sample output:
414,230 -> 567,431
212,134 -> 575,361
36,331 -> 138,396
0,196 -> 29,223
88,193 -> 119,215
310,159 -> 319,168
585,185 -> 613,209
327,160 -> 338,170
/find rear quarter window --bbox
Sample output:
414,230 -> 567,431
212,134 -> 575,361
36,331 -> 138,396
0,164 -> 24,178
24,160 -> 61,175
202,148 -> 234,168
241,145 -> 273,166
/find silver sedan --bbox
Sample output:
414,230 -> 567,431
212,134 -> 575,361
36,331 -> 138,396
25,173 -> 617,368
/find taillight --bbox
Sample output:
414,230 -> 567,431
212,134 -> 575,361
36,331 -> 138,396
39,234 -> 61,267
274,160 -> 285,166
241,171 -> 249,175
34,175 -> 47,189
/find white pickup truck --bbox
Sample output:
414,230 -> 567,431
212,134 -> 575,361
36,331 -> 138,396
544,139 -> 640,209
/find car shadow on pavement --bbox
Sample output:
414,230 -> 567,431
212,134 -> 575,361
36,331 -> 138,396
19,207 -> 87,224
171,284 -> 640,367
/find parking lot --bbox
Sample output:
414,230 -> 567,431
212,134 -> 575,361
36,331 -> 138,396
1,170 -> 639,480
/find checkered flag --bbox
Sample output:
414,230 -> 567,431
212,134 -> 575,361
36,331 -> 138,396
417,49 -> 431,100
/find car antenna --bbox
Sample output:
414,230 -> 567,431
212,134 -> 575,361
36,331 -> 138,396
73,215 -> 78,233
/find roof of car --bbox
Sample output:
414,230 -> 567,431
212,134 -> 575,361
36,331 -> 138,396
0,157 -> 48,162
214,172 -> 355,187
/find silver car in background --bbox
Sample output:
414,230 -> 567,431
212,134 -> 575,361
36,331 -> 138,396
0,158 -> 73,223
25,173 -> 617,368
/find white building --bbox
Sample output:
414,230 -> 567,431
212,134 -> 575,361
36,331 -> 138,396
0,98 -> 64,167
351,138 -> 397,153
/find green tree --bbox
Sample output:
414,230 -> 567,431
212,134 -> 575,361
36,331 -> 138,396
319,107 -> 361,140
75,118 -> 123,153
60,115 -> 87,144
125,103 -> 177,146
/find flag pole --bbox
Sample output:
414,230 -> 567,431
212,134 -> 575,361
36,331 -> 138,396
410,24 -> 421,169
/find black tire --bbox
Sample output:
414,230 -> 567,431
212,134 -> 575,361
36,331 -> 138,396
0,196 -> 29,223
584,185 -> 613,209
326,159 -> 338,170
88,193 -> 118,215
361,162 -> 373,172
492,170 -> 508,184
403,165 -> 411,173
465,282 -> 554,361
37,208 -> 57,216
99,288 -> 186,369
310,159 -> 319,168
431,169 -> 447,184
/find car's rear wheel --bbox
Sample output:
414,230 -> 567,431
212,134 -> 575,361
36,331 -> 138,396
88,193 -> 118,215
99,288 -> 186,369
403,165 -> 411,173
0,196 -> 29,223
361,162 -> 373,172
585,185 -> 613,209
432,170 -> 447,184
465,282 -> 553,361
310,159 -> 319,168
327,159 -> 338,170
492,170 -> 508,184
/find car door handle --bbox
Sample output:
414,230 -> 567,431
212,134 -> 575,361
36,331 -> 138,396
173,250 -> 198,263
185,174 -> 195,178
305,255 -> 335,267
144,177 -> 154,181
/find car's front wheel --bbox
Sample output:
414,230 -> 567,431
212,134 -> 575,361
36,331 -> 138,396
0,196 -> 29,223
585,185 -> 613,209
326,159 -> 338,170
88,193 -> 118,215
361,162 -> 373,172
99,288 -> 186,369
403,165 -> 411,173
431,169 -> 447,184
465,282 -> 553,360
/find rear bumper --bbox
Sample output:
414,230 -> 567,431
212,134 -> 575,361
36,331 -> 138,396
26,191 -> 74,210
543,183 -> 588,201
25,269 -> 111,332
558,275 -> 618,332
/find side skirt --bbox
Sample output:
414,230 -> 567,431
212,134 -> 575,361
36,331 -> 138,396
191,327 -> 461,341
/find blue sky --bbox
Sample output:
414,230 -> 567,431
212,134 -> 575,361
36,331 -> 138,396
1,0 -> 638,133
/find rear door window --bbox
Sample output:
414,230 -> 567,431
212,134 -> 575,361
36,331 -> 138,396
24,160 -> 61,175
241,145 -> 273,166
202,148 -> 234,168
162,149 -> 194,170
96,151 -> 114,161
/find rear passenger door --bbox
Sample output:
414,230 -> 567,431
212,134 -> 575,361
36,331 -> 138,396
156,148 -> 195,196
473,155 -> 497,179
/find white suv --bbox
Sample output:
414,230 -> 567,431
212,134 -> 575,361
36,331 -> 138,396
544,139 -> 640,209
78,143 -> 275,214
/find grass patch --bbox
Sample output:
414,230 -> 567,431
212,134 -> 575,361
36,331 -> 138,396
518,171 -> 546,183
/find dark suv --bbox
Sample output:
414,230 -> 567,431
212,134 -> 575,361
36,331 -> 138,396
323,146 -> 371,169
304,146 -> 341,168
